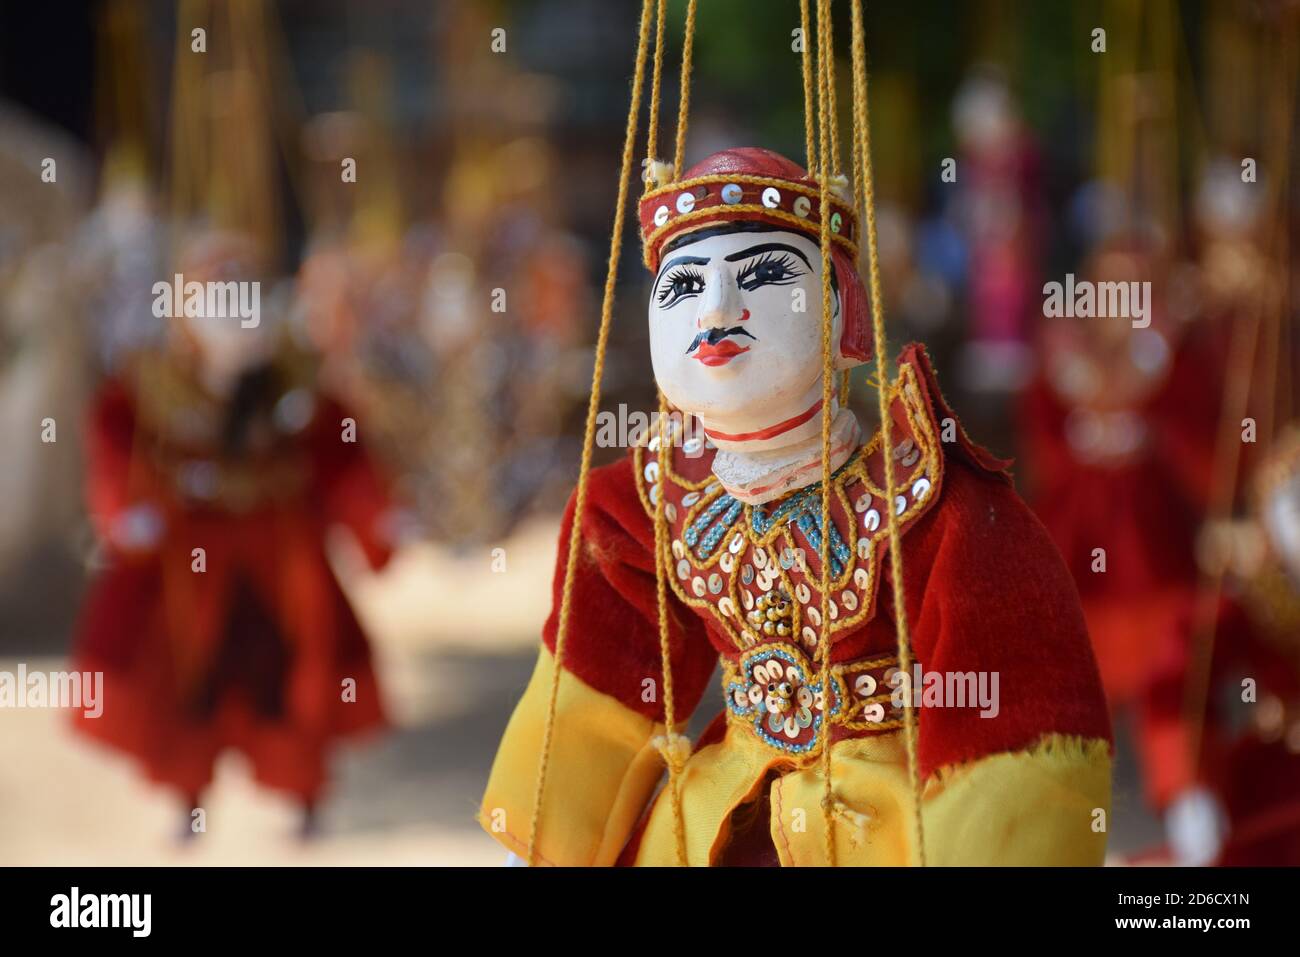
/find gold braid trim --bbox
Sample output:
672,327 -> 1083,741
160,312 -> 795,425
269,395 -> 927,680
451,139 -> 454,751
642,203 -> 858,270
641,171 -> 851,204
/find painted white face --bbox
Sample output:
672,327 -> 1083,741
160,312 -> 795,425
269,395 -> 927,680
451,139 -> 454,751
178,240 -> 270,389
1263,474 -> 1300,584
184,308 -> 269,381
648,228 -> 840,451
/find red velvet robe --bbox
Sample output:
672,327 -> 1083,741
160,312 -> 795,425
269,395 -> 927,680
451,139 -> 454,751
482,345 -> 1112,865
1020,329 -> 1223,709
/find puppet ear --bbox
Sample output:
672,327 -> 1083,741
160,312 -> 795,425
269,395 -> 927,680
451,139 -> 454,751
833,247 -> 873,368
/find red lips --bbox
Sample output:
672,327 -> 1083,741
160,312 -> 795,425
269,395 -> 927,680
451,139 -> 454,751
690,310 -> 752,366
692,339 -> 751,366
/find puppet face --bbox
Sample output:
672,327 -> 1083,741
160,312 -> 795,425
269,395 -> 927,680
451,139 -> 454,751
176,233 -> 270,385
1263,473 -> 1300,584
648,228 -> 840,449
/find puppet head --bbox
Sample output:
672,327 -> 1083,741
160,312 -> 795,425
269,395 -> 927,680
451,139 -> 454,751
639,148 -> 871,454
1255,426 -> 1300,586
173,228 -> 271,389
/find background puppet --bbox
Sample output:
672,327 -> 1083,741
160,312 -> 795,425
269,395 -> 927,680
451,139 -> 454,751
71,227 -> 395,837
69,35 -> 397,837
1146,425 -> 1300,865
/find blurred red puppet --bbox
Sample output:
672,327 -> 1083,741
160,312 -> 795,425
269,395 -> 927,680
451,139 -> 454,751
71,230 -> 396,836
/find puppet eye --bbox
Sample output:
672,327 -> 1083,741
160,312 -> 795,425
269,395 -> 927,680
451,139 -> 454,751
656,266 -> 705,307
737,252 -> 801,291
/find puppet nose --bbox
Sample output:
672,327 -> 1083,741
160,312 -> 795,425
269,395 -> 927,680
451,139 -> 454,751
694,264 -> 743,329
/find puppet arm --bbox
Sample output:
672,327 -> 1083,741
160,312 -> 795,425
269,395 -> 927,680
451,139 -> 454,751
84,379 -> 166,553
311,397 -> 399,570
919,461 -> 1115,863
911,463 -> 1113,864
479,457 -> 716,866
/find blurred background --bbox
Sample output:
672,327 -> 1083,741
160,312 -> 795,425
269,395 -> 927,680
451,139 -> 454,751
0,0 -> 1297,865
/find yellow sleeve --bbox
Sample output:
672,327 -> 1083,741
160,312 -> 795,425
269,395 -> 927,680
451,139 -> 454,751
922,734 -> 1112,865
770,732 -> 1111,866
478,647 -> 668,866
477,457 -> 721,865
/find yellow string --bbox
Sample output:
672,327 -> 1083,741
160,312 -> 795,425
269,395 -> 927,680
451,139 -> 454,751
814,0 -> 839,868
850,0 -> 927,866
644,0 -> 668,186
1183,23 -> 1298,775
672,0 -> 698,178
168,0 -> 207,231
842,9 -> 866,414
653,392 -> 689,866
821,0 -> 841,176
832,3 -> 852,408
647,0 -> 701,868
799,0 -> 816,172
526,0 -> 655,866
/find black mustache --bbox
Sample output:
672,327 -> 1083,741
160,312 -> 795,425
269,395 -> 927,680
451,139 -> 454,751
686,326 -> 757,355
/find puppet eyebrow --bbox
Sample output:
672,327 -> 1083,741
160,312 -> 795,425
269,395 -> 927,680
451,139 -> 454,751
724,242 -> 812,269
656,255 -> 710,283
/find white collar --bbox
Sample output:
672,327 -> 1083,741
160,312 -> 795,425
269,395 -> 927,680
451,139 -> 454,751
712,407 -> 861,505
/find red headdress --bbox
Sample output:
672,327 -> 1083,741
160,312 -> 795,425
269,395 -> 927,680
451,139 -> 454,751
637,147 -> 872,363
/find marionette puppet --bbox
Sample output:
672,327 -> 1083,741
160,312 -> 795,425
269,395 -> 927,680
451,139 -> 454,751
1214,430 -> 1300,864
478,0 -> 1113,867
1134,427 -> 1300,866
1020,46 -> 1223,723
1022,239 -> 1221,711
1033,184 -> 1267,866
1139,133 -> 1300,864
950,67 -> 1045,393
1017,17 -> 1246,863
71,229 -> 395,838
